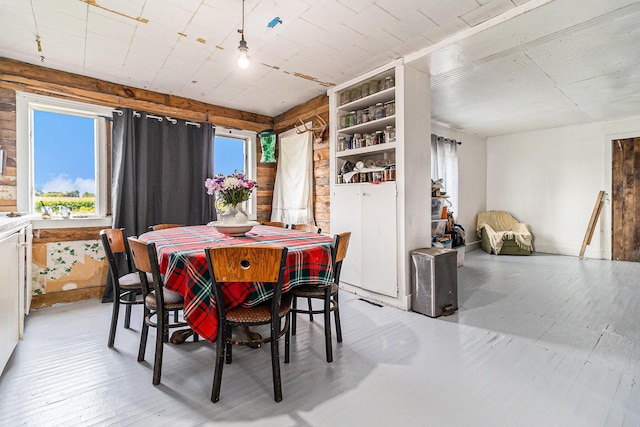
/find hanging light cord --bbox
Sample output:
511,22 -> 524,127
241,0 -> 245,38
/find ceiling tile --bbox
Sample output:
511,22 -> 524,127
419,0 -> 481,26
346,4 -> 398,37
460,0 -> 516,27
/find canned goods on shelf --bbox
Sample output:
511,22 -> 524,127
369,79 -> 380,94
384,100 -> 395,116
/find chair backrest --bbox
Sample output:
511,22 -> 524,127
290,224 -> 321,234
100,228 -> 134,283
332,232 -> 351,284
261,221 -> 287,228
127,237 -> 165,305
205,245 -> 288,321
148,223 -> 183,231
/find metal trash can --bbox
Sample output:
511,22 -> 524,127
410,248 -> 458,317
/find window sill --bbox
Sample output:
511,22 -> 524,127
31,216 -> 112,229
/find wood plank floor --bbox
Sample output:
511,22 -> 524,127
1,250 -> 639,426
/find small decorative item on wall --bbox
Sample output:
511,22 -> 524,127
259,129 -> 276,163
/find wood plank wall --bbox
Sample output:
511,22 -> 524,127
0,57 -> 330,231
0,88 -> 16,211
273,94 -> 330,233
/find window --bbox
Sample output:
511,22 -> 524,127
213,127 -> 257,219
16,93 -> 112,217
431,134 -> 459,216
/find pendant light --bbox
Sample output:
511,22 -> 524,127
237,0 -> 249,69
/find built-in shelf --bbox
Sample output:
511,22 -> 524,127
337,115 -> 395,135
336,141 -> 397,158
337,87 -> 395,112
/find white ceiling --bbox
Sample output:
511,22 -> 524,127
0,0 -> 638,136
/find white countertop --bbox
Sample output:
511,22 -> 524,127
0,214 -> 112,238
0,214 -> 35,238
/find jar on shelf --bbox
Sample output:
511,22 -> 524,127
384,100 -> 395,116
361,109 -> 369,123
384,125 -> 396,143
340,89 -> 351,105
338,136 -> 347,151
375,130 -> 383,145
339,115 -> 348,129
361,82 -> 370,98
352,86 -> 362,101
374,103 -> 385,120
365,134 -> 373,147
382,76 -> 395,90
353,133 -> 362,149
348,111 -> 356,128
356,109 -> 364,125
369,79 -> 380,94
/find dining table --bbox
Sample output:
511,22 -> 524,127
138,224 -> 334,342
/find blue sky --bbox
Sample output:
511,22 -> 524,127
34,110 -> 95,194
33,111 -> 244,194
214,136 -> 245,176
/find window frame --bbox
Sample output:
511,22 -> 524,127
16,92 -> 113,220
214,126 -> 257,220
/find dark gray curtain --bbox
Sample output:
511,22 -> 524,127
102,108 -> 216,301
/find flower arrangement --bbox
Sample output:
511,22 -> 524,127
205,172 -> 256,207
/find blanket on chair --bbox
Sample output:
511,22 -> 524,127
476,211 -> 532,254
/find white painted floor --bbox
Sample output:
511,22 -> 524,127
1,250 -> 639,426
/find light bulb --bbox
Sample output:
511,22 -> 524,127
238,49 -> 249,69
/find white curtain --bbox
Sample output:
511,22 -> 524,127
271,128 -> 315,225
431,134 -> 459,218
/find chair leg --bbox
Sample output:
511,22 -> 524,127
138,308 -> 150,362
324,290 -> 333,363
174,311 -> 178,322
334,292 -> 343,343
284,313 -> 290,364
153,315 -> 165,385
291,297 -> 297,336
211,330 -> 227,403
162,312 -> 170,343
270,332 -> 283,402
307,297 -> 313,322
124,292 -> 133,329
107,294 -> 120,348
225,325 -> 233,364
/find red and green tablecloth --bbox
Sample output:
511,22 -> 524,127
139,225 -> 334,342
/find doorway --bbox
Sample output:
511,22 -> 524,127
611,137 -> 640,261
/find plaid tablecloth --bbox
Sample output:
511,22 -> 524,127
139,225 -> 334,342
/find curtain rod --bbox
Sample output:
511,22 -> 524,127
113,109 -> 203,127
432,133 -> 462,145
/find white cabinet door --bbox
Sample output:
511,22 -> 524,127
0,232 -> 20,374
361,183 -> 397,297
332,185 -> 362,286
331,183 -> 397,297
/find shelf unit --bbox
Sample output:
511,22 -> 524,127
329,60 -> 432,310
334,67 -> 397,184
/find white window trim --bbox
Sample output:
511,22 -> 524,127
214,127 -> 257,220
16,92 -> 114,226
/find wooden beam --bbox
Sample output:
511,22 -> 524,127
579,190 -> 605,259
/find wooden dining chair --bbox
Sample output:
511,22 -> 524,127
291,232 -> 351,363
290,224 -> 321,234
148,223 -> 183,231
205,245 -> 291,403
127,237 -> 196,385
101,228 -> 146,348
289,224 -> 322,320
261,221 -> 287,228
